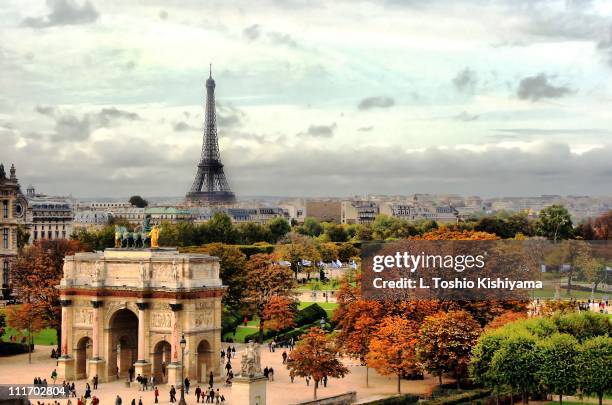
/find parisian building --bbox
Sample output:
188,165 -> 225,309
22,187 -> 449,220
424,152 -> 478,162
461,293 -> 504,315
0,163 -> 28,300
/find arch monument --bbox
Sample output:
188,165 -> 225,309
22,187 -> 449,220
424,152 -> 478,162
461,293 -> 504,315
56,247 -> 225,387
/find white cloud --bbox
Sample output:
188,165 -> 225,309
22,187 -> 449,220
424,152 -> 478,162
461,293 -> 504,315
0,0 -> 611,197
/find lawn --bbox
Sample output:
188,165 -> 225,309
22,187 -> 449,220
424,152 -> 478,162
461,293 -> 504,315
223,302 -> 340,343
223,325 -> 259,343
0,308 -> 58,346
1,325 -> 57,346
531,287 -> 609,299
298,301 -> 339,318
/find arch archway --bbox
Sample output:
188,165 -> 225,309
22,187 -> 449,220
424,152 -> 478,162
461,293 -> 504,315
152,340 -> 172,384
196,339 -> 213,383
108,309 -> 138,380
75,336 -> 92,380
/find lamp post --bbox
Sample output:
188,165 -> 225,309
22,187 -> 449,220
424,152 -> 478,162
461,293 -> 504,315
179,334 -> 187,405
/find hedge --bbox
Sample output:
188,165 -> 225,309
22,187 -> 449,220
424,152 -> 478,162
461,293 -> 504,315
243,320 -> 333,343
363,394 -> 419,404
179,243 -> 274,257
294,303 -> 327,326
0,342 -> 34,356
422,389 -> 491,405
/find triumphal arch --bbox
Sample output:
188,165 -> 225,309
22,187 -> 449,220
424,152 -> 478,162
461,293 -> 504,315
56,247 -> 225,386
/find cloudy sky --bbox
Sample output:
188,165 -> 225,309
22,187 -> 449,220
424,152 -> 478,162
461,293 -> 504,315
1,0 -> 612,198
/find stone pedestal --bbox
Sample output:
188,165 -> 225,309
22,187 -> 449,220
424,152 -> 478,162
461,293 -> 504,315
133,361 -> 151,379
57,356 -> 75,381
166,363 -> 183,388
232,375 -> 267,405
88,358 -> 107,382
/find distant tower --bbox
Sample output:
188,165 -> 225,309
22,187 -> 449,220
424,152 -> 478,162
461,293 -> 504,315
186,65 -> 236,205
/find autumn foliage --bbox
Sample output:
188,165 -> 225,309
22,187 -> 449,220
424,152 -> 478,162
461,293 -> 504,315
365,316 -> 419,394
242,254 -> 297,342
287,327 -> 348,399
411,228 -> 499,241
416,310 -> 482,387
11,239 -> 83,349
486,310 -> 528,330
5,303 -> 46,338
262,296 -> 297,331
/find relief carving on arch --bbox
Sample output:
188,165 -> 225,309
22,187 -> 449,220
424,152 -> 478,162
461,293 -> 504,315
150,311 -> 172,329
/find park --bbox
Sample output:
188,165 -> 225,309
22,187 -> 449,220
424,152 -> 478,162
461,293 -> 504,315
1,210 -> 611,405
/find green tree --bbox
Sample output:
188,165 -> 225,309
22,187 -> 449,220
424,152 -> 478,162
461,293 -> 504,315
323,223 -> 348,242
277,233 -> 321,279
545,240 -> 591,296
237,222 -> 272,245
536,205 -> 573,242
577,336 -> 612,405
267,217 -> 291,242
208,212 -> 237,244
302,217 -> 323,237
205,243 -> 248,311
337,242 -> 359,262
317,242 -> 339,262
536,333 -> 579,404
490,333 -> 539,404
371,215 -> 403,240
470,331 -> 507,401
129,195 -> 148,208
355,224 -> 373,241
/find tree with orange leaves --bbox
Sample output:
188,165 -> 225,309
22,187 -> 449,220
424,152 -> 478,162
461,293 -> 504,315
6,303 -> 46,363
242,254 -> 296,342
416,310 -> 481,387
262,295 -> 297,331
11,239 -> 83,352
334,295 -> 384,387
486,310 -> 527,330
287,327 -> 349,400
366,316 -> 419,394
412,228 -> 498,241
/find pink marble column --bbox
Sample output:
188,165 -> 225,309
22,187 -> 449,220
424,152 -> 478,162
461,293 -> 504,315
60,299 -> 72,357
169,303 -> 182,363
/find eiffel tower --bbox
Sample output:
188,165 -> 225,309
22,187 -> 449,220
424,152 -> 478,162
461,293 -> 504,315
186,66 -> 236,205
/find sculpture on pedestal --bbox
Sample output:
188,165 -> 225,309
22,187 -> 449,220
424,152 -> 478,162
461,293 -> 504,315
240,341 -> 262,378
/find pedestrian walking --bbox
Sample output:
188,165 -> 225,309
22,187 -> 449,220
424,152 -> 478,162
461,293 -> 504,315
169,385 -> 176,403
115,395 -> 122,405
154,387 -> 159,404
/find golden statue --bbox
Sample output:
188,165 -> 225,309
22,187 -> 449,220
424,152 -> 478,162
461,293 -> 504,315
150,225 -> 160,249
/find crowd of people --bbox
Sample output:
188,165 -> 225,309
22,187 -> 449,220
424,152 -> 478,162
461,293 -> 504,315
26,340 -> 330,404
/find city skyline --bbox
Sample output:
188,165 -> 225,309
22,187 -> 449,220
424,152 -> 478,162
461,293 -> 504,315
1,0 -> 612,198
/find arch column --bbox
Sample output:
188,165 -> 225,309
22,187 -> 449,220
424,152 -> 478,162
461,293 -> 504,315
88,300 -> 106,381
57,299 -> 75,380
134,302 -> 151,377
166,303 -> 183,387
